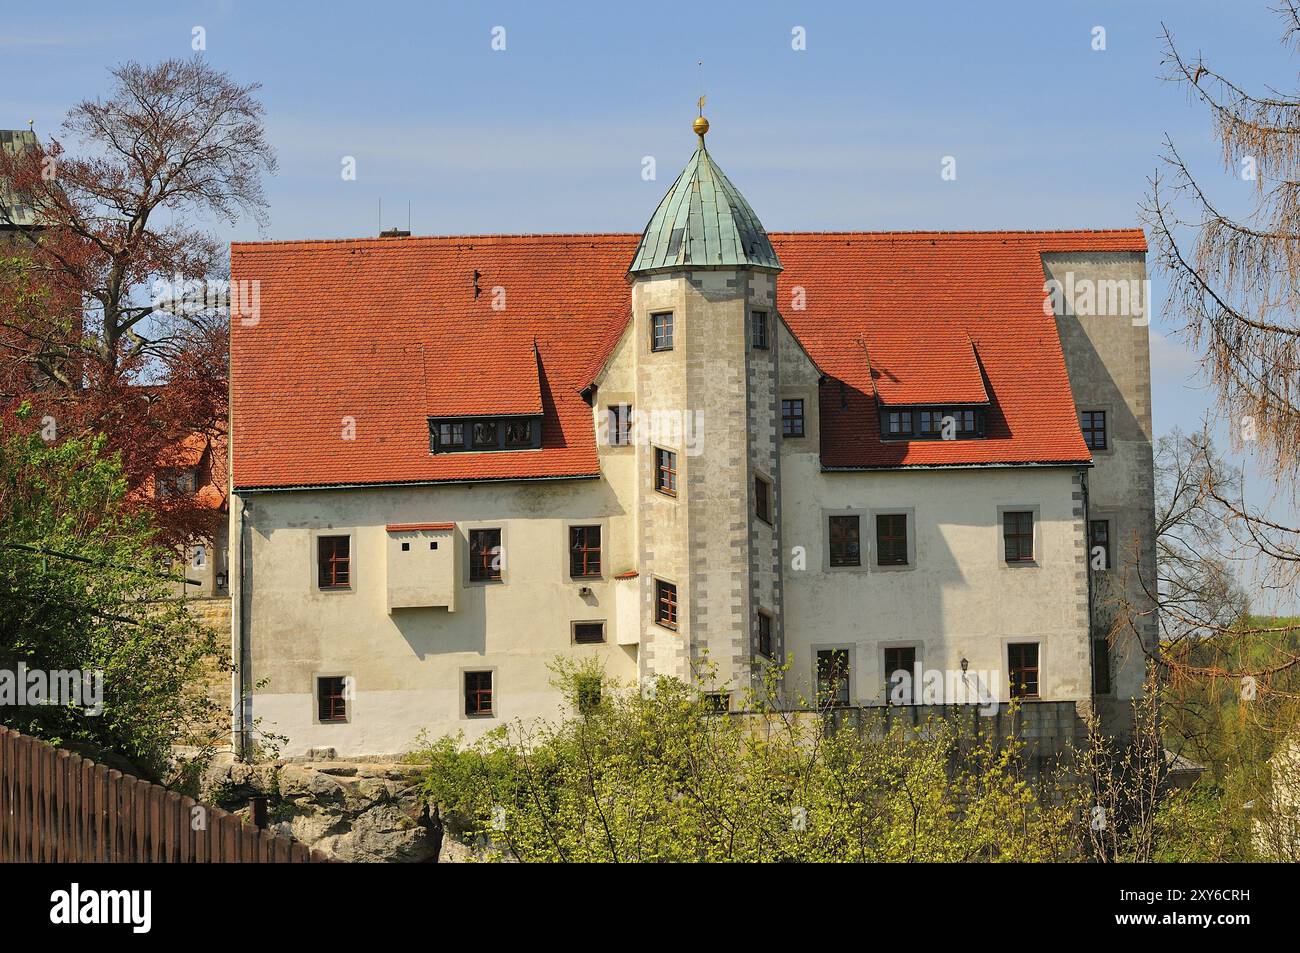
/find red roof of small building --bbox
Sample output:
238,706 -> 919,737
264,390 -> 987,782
230,228 -> 1145,489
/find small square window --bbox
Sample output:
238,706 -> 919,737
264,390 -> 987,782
573,621 -> 606,644
887,411 -> 913,436
654,447 -> 677,497
782,399 -> 805,437
317,676 -> 348,723
655,579 -> 678,630
465,670 -> 494,716
751,311 -> 769,350
828,515 -> 861,567
505,419 -> 534,447
651,312 -> 674,352
430,541 -> 438,551
401,542 -> 410,552
703,692 -> 730,713
435,422 -> 465,451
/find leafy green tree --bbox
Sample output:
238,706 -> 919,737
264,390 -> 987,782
0,407 -> 227,780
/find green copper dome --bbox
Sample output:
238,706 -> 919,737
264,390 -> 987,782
629,129 -> 781,276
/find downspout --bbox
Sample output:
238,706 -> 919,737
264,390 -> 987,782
236,497 -> 252,759
1080,467 -> 1095,701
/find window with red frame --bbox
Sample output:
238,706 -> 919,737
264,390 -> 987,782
569,525 -> 602,578
1008,643 -> 1040,699
464,670 -> 493,716
317,676 -> 348,723
469,528 -> 502,582
655,579 -> 678,629
317,535 -> 351,589
654,447 -> 677,497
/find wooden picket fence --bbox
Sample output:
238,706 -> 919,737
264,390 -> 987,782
0,726 -> 331,862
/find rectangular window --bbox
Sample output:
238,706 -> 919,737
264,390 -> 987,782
919,410 -> 942,435
1002,511 -> 1034,563
436,422 -> 464,451
1008,643 -> 1040,699
654,447 -> 677,497
703,692 -> 731,713
651,311 -> 674,351
757,612 -> 773,658
957,409 -> 977,434
751,310 -> 769,349
887,411 -> 913,436
504,419 -> 533,447
876,513 -> 909,566
608,404 -> 633,446
316,676 -> 348,723
828,514 -> 861,567
469,528 -> 503,582
816,649 -> 850,707
1080,411 -> 1107,450
755,476 -> 771,524
1092,637 -> 1111,695
573,621 -> 606,645
465,671 -> 494,716
317,535 -> 351,589
1088,519 -> 1111,571
884,646 -> 917,704
569,525 -> 602,578
472,420 -> 499,448
781,398 -> 805,437
654,579 -> 678,630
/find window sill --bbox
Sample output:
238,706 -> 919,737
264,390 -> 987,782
654,620 -> 678,632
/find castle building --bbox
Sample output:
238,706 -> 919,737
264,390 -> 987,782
229,117 -> 1156,758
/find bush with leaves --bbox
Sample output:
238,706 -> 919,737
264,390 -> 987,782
409,660 -> 1086,863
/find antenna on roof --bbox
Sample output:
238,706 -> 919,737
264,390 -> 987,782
27,119 -> 34,132
378,197 -> 382,235
408,200 -> 411,235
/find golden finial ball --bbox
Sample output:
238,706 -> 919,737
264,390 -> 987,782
693,116 -> 710,137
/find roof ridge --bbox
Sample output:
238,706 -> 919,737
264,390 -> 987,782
230,232 -> 641,249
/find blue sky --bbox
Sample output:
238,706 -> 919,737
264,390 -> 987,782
3,0 -> 1296,609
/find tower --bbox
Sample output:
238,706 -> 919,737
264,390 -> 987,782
626,113 -> 785,703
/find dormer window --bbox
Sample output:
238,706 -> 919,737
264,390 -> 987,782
430,416 -> 542,453
886,411 -> 913,436
156,468 -> 197,498
881,406 -> 986,441
436,422 -> 464,450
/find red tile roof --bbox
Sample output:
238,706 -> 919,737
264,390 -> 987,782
774,229 -> 1147,467
230,235 -> 633,489
230,228 -> 1145,489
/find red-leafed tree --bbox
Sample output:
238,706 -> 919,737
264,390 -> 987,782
0,56 -> 275,546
